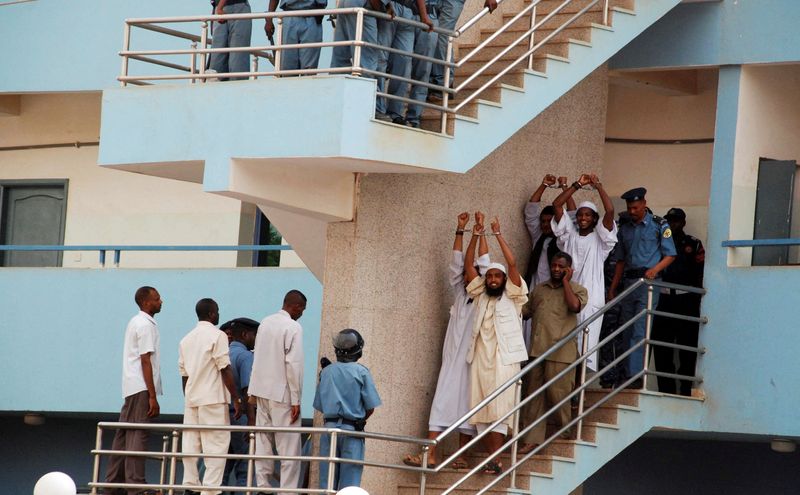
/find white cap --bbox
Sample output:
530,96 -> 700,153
577,201 -> 598,213
485,262 -> 507,275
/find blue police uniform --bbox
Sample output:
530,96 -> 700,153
331,0 -> 388,77
376,0 -> 418,117
223,340 -> 254,492
210,0 -> 253,80
615,189 -> 677,383
429,0 -> 464,92
278,0 -> 326,71
394,0 -> 441,126
314,361 -> 382,490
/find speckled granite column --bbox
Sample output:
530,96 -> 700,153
315,67 -> 610,494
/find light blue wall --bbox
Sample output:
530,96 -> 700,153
0,267 -> 323,419
611,0 -> 800,70
695,65 -> 800,437
0,0 -> 335,93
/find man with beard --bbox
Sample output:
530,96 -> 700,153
518,252 -> 588,454
402,211 -> 490,470
463,215 -> 528,474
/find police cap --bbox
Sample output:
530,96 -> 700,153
664,208 -> 686,220
220,317 -> 260,332
621,187 -> 647,202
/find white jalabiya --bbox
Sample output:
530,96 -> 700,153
551,214 -> 617,371
428,251 -> 490,433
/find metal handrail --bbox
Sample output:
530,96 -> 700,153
0,244 -> 292,267
722,238 -> 800,247
118,0 -> 612,132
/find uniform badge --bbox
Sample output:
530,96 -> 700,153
663,228 -> 672,238
685,246 -> 693,254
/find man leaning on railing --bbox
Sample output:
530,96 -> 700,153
265,0 -> 327,71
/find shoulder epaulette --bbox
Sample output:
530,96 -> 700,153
652,215 -> 668,225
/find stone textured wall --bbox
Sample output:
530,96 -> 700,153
316,66 -> 609,493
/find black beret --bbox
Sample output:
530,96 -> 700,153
220,317 -> 260,332
664,208 -> 686,220
621,187 -> 647,201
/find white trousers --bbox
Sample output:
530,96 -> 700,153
182,403 -> 231,495
255,397 -> 302,494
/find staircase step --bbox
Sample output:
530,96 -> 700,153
526,0 -> 635,15
579,420 -> 618,442
496,14 -> 594,43
455,42 -> 529,64
584,389 -> 641,408
456,68 -> 525,90
585,404 -> 619,424
535,10 -> 605,30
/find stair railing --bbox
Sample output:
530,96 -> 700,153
118,0 -> 612,133
435,278 -> 707,494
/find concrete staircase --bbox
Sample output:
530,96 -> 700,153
411,0 -> 671,134
395,390 -> 704,494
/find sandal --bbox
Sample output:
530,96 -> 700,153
481,460 -> 503,475
451,457 -> 469,470
403,453 -> 437,468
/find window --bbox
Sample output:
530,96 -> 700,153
752,158 -> 797,266
253,208 -> 282,267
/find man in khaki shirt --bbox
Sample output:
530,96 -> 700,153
519,252 -> 588,453
179,298 -> 242,495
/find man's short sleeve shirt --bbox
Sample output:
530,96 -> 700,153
616,212 -> 677,269
121,311 -> 162,399
313,362 -> 382,420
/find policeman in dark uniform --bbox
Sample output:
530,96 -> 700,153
608,188 -> 677,389
651,208 -> 704,396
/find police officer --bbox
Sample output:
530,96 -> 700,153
651,208 -> 704,396
265,0 -> 327,71
219,317 -> 259,495
210,0 -> 253,80
314,329 -> 382,490
607,188 -> 677,389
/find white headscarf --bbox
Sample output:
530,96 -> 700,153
485,262 -> 507,275
577,201 -> 598,213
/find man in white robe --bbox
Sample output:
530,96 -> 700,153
403,212 -> 490,469
551,174 -> 617,371
463,214 -> 528,474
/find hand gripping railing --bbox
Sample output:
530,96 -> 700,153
119,0 -> 612,133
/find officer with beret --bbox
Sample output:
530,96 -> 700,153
651,208 -> 704,396
607,188 -> 677,388
220,317 -> 260,493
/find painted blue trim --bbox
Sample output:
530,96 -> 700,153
721,239 -> 800,248
0,244 -> 292,252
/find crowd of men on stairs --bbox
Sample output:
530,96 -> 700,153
103,173 -> 704,493
206,0 -> 498,128
403,174 -> 704,473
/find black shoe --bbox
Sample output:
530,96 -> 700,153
406,120 -> 420,128
183,490 -> 202,495
625,378 -> 644,389
427,91 -> 443,102
392,116 -> 407,125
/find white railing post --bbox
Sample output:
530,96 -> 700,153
326,431 -> 338,494
526,5 -> 536,70
90,426 -> 102,495
603,0 -> 610,25
643,283 -> 655,389
440,38 -> 453,133
190,41 -> 198,84
246,431 -> 256,491
576,329 -> 589,441
275,18 -> 284,73
419,445 -> 430,495
159,434 -> 170,487
167,430 -> 179,495
199,21 -> 209,82
120,23 -> 131,87
509,379 -> 522,489
352,10 -> 364,76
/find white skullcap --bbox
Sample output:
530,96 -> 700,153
577,201 -> 598,213
485,262 -> 507,275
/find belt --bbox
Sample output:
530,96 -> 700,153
221,0 -> 249,4
659,287 -> 692,296
624,268 -> 647,279
324,416 -> 359,426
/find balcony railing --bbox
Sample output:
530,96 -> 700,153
0,244 -> 292,267
118,0 -> 612,133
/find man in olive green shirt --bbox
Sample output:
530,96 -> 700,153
519,252 -> 588,453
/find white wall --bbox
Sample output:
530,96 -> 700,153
730,64 -> 800,265
0,93 -> 245,267
603,71 -> 717,243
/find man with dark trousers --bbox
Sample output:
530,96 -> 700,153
105,286 -> 163,495
607,188 -> 676,389
651,208 -> 704,396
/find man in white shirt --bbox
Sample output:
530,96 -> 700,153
179,298 -> 242,495
249,290 -> 307,494
105,286 -> 163,495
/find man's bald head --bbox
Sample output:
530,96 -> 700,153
283,290 -> 307,321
